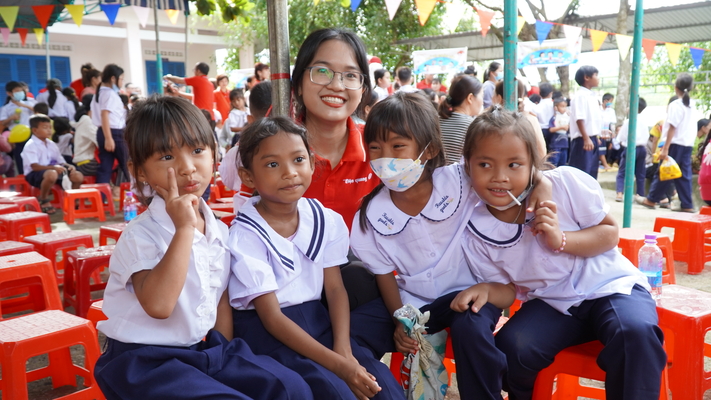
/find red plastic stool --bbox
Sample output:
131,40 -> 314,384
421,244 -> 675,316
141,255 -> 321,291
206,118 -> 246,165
80,183 -> 116,216
213,211 -> 236,226
0,310 -> 104,400
0,252 -> 61,318
216,177 -> 236,198
81,175 -> 96,184
99,222 -> 127,245
31,185 -> 64,209
0,211 -> 52,241
0,241 -> 35,257
208,184 -> 220,202
0,196 -> 41,212
209,202 -> 234,213
0,203 -> 21,215
532,340 -> 669,399
22,231 -> 94,285
653,213 -> 711,274
0,175 -> 31,196
64,245 -> 114,318
618,228 -> 676,284
656,284 -> 711,399
62,189 -> 106,225
86,300 -> 107,328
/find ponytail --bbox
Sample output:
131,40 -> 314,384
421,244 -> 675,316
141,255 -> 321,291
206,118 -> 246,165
438,75 -> 483,119
438,96 -> 454,119
675,73 -> 693,108
46,79 -> 57,108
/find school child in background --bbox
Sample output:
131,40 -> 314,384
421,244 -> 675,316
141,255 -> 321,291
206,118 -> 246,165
547,97 -> 570,167
615,98 -> 649,202
373,69 -> 391,102
599,93 -> 617,171
568,65 -> 603,179
229,117 -> 403,400
697,119 -> 711,205
52,117 -> 74,165
62,87 -> 80,123
94,96 -> 312,400
693,118 -> 711,174
21,114 -> 83,214
460,107 -> 666,400
220,88 -> 250,147
71,94 -> 99,178
1,81 -> 36,130
534,82 -> 554,151
36,79 -> 70,118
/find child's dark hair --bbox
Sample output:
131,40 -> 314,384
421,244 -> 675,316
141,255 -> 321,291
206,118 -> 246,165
696,119 -> 711,165
249,81 -> 272,120
97,64 -> 124,104
33,103 -> 49,115
4,81 -> 23,105
553,97 -> 567,107
396,67 -> 412,84
602,93 -> 614,103
358,91 -> 446,231
574,65 -> 598,87
238,116 -> 310,171
529,94 -> 541,104
125,96 -> 217,205
539,82 -> 553,98
29,113 -> 51,129
46,78 -> 62,109
51,117 -> 72,142
638,97 -> 647,113
201,109 -> 216,131
229,88 -> 245,105
63,87 -> 80,111
439,75 -> 482,119
373,68 -> 388,86
495,79 -> 527,101
75,94 -> 94,122
119,93 -> 129,110
675,73 -> 693,108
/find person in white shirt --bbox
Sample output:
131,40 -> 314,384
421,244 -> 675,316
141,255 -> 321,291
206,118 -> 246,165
71,94 -> 99,177
461,107 -> 665,400
548,97 -> 571,167
1,81 -> 36,130
35,79 -> 70,119
568,65 -> 603,179
395,67 -> 417,93
600,93 -> 617,171
615,98 -> 650,202
373,68 -> 391,101
639,73 -> 697,212
534,82 -> 555,149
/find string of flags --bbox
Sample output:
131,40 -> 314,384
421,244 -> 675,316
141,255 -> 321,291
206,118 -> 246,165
0,4 -> 184,46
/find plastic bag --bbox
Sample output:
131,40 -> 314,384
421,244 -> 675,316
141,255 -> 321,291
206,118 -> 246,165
659,156 -> 682,181
394,304 -> 449,400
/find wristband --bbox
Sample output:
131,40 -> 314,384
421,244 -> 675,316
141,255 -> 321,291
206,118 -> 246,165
552,231 -> 566,254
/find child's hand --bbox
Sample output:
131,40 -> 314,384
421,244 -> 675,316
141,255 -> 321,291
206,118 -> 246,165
335,358 -> 380,400
52,165 -> 66,174
154,167 -> 199,230
532,200 -> 564,251
527,174 -> 552,236
393,322 -> 418,355
450,284 -> 489,313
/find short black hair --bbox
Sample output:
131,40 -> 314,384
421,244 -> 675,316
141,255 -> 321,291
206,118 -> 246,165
397,67 -> 412,84
249,81 -> 272,120
539,82 -> 553,98
29,113 -> 51,129
553,97 -> 567,106
574,65 -> 598,86
195,62 -> 209,75
33,103 -> 49,115
239,116 -> 310,171
638,97 -> 647,113
529,94 -> 542,104
602,93 -> 614,102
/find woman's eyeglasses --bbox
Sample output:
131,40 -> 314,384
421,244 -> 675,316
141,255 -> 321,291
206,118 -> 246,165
305,66 -> 365,90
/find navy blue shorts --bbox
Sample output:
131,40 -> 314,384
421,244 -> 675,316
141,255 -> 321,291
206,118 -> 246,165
24,170 -> 61,188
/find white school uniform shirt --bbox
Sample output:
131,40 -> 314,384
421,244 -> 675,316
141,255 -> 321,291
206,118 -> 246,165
374,86 -> 389,101
57,134 -> 72,157
228,197 -> 350,310
20,135 -> 64,175
90,87 -> 126,130
71,114 -> 98,164
535,97 -> 554,129
97,196 -> 230,346
462,166 -> 648,315
553,111 -> 570,134
36,90 -> 70,118
64,101 -> 77,122
0,99 -> 36,129
350,164 -> 479,309
617,118 -> 649,148
569,87 -> 602,140
664,98 -> 697,147
226,108 -> 249,132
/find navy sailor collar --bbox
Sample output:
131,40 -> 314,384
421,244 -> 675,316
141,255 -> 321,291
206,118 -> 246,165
466,200 -> 533,248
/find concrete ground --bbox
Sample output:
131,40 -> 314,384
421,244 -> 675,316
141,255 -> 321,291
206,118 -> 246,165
17,171 -> 711,399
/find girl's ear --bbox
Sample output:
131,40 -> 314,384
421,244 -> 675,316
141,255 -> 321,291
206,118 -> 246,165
423,144 -> 439,162
128,160 -> 145,183
238,167 -> 256,189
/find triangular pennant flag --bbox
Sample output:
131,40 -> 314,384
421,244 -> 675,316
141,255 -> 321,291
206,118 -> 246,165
642,39 -> 656,61
100,4 -> 121,25
384,0 -> 402,20
34,28 -> 44,45
314,0 -> 319,4
340,0 -> 350,8
64,4 -> 84,27
414,0 -> 437,26
517,16 -> 526,35
590,29 -> 608,52
0,7 -> 19,32
132,6 -> 150,28
535,20 -> 553,44
562,25 -> 582,41
166,9 -> 179,25
665,42 -> 682,66
690,47 -> 705,69
476,7 -> 495,37
32,5 -> 54,30
16,28 -> 27,46
0,28 -> 8,45
350,0 -> 361,11
615,34 -> 633,60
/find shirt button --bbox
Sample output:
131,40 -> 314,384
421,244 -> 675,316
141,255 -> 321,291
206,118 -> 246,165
430,252 -> 436,257
427,272 -> 432,277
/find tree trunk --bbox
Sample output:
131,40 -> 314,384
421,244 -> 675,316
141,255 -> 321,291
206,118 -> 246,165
537,68 -> 548,83
556,66 -> 570,98
615,0 -> 632,127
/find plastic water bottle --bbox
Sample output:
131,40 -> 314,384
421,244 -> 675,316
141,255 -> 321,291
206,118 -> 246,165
638,234 -> 663,300
123,191 -> 137,223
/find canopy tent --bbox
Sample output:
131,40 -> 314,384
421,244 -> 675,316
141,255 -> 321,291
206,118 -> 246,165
0,0 -> 72,30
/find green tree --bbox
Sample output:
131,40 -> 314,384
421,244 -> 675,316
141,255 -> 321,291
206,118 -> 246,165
191,0 -> 255,24
642,42 -> 711,113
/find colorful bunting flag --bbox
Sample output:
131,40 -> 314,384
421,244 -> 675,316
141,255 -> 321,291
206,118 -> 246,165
689,48 -> 705,69
615,34 -> 633,60
350,0 -> 361,11
534,20 -> 553,44
562,25 -> 582,47
166,9 -> 179,25
133,6 -> 150,28
16,28 -> 27,46
32,5 -> 54,30
642,39 -> 656,61
665,42 -> 682,66
101,4 -> 121,25
590,29 -> 608,52
414,0 -> 437,26
340,0 -> 350,8
64,4 -> 84,27
516,16 -> 526,36
34,28 -> 44,45
476,7 -> 495,37
0,28 -> 8,46
0,7 -> 19,32
384,0 -> 402,20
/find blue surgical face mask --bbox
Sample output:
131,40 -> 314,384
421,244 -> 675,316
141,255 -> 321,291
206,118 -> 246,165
496,72 -> 504,81
112,84 -> 120,93
605,102 -> 613,107
12,91 -> 24,101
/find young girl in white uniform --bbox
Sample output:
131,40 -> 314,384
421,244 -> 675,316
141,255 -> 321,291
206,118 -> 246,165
460,106 -> 666,400
95,97 -> 311,400
350,92 -> 529,400
229,117 -> 403,400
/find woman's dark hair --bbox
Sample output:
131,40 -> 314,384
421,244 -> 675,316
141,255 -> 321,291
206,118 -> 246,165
125,96 -> 217,205
254,63 -> 269,79
439,75 -> 483,119
81,64 -> 100,87
292,28 -> 371,121
697,119 -> 711,165
373,68 -> 388,87
574,65 -> 598,87
358,92 -> 446,231
75,94 -> 93,122
238,116 -> 310,171
216,74 -> 229,85
46,78 -> 62,108
675,73 -> 693,107
487,62 -> 500,81
4,81 -> 23,105
96,64 -> 124,103
62,87 -> 80,112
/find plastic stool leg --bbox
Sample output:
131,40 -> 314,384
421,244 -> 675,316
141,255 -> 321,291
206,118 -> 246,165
47,348 -> 76,388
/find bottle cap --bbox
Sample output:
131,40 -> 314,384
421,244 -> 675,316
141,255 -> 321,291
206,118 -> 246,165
644,234 -> 657,241
126,191 -> 133,196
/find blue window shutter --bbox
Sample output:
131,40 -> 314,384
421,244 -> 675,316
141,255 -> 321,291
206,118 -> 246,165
145,60 -> 157,95
0,56 -> 12,90
51,57 -> 71,89
15,57 -> 33,92
33,58 -> 47,93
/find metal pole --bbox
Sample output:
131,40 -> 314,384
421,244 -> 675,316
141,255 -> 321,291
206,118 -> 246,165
45,29 -> 50,80
267,0 -> 290,117
622,0 -> 644,228
154,0 -> 164,95
503,0 -> 517,111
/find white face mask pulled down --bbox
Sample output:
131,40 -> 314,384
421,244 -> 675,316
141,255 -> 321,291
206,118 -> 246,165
370,144 -> 430,192
481,169 -> 535,211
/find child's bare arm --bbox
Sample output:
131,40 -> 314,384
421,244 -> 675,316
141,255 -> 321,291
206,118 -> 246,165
375,273 -> 417,355
214,291 -> 233,340
451,283 -> 515,312
323,267 -> 352,359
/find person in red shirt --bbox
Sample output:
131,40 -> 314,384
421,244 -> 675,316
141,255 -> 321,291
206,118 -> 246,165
416,73 -> 447,92
69,63 -> 94,100
214,73 -> 230,122
163,62 -> 215,112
